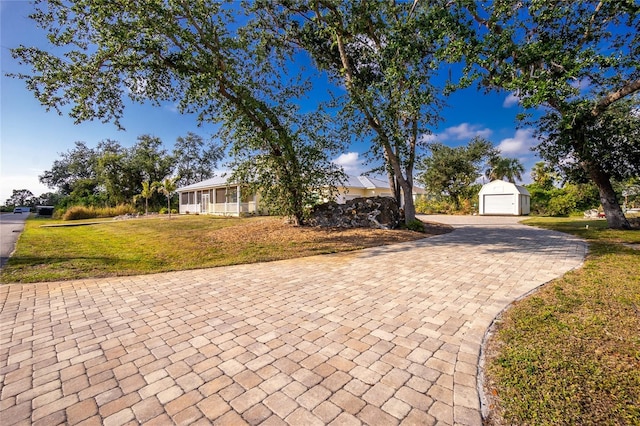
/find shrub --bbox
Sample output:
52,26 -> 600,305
159,207 -> 168,214
405,219 -> 425,232
62,204 -> 136,220
109,204 -> 137,217
458,198 -> 475,215
414,196 -> 430,214
415,197 -> 457,214
546,191 -> 577,216
527,183 -> 600,216
63,206 -> 102,220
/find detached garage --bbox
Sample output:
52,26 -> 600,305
479,180 -> 530,216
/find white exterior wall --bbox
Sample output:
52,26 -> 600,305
334,188 -> 393,204
178,185 -> 259,216
519,194 -> 531,215
479,180 -> 530,216
178,174 -> 415,213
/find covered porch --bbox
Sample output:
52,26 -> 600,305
177,177 -> 260,216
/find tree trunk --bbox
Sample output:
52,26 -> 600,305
386,171 -> 402,209
402,184 -> 416,224
392,173 -> 416,224
451,193 -> 461,211
401,167 -> 416,224
584,161 -> 630,230
291,200 -> 303,226
381,148 -> 417,225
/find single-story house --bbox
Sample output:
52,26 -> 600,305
176,174 -> 426,216
332,175 -> 426,203
177,176 -> 259,216
478,179 -> 530,216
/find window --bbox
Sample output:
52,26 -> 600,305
216,188 -> 225,203
188,192 -> 195,204
215,187 -> 237,203
181,192 -> 188,205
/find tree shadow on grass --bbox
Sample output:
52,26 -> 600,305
1,255 -> 164,283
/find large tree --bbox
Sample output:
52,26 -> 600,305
536,98 -> 640,190
39,141 -> 99,196
418,137 -> 495,210
172,132 -> 223,188
5,189 -> 36,207
95,139 -> 129,205
38,136 -> 174,207
11,0 -> 344,225
254,0 -> 454,224
459,0 -> 640,229
128,135 -> 174,192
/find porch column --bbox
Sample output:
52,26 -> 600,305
237,185 -> 241,215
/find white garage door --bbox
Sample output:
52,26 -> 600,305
484,194 -> 513,214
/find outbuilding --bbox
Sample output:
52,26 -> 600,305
479,180 -> 530,216
36,206 -> 55,217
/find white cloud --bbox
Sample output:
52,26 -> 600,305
570,78 -> 590,90
333,152 -> 364,175
424,123 -> 493,143
418,133 -> 437,144
497,128 -> 538,155
503,92 -> 520,108
446,123 -> 493,140
165,102 -> 180,113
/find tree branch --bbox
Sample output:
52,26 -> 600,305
592,79 -> 640,116
467,3 -> 502,34
583,1 -> 604,43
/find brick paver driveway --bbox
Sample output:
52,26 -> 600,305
0,216 -> 586,425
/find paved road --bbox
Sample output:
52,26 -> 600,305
0,216 -> 586,425
0,212 -> 28,269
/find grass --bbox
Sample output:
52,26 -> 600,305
1,215 -> 450,283
484,217 -> 640,425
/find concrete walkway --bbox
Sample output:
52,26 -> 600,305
0,216 -> 587,425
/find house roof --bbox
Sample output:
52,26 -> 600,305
479,179 -> 530,196
342,175 -> 427,195
177,175 -> 235,192
177,173 -> 426,194
343,175 -> 390,189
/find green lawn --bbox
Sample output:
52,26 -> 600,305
0,215 -> 428,283
485,217 -> 640,425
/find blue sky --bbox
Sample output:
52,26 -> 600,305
0,1 -> 539,203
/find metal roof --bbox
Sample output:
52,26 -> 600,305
176,175 -> 235,192
177,174 -> 425,194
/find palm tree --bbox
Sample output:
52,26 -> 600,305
134,180 -> 158,215
158,176 -> 179,218
530,161 -> 556,189
485,156 -> 524,183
